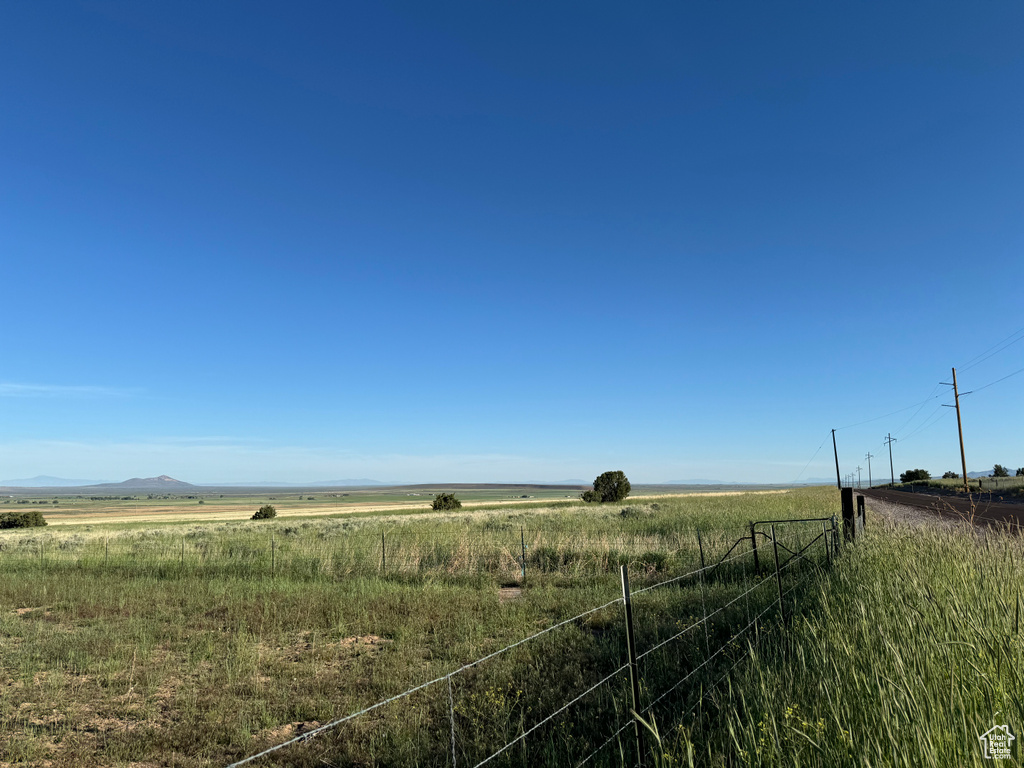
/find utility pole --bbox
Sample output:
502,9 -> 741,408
884,434 -> 896,486
832,429 -> 842,490
941,367 -> 970,493
856,466 -> 862,489
865,452 -> 873,488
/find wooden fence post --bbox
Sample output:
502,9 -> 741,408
841,487 -> 855,542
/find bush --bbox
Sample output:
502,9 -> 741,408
942,471 -> 959,479
581,471 -> 631,503
900,469 -> 931,483
251,504 -> 277,520
432,493 -> 462,511
1017,468 -> 1024,477
993,464 -> 1010,477
0,510 -> 47,528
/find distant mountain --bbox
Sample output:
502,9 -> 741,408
88,475 -> 195,490
209,479 -> 395,487
0,475 -> 102,487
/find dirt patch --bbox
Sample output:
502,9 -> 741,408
262,719 -> 323,743
13,606 -> 48,616
337,634 -> 389,651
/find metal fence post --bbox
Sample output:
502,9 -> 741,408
447,674 -> 457,767
271,535 -> 276,577
749,521 -> 760,572
696,529 -> 706,571
822,521 -> 830,567
856,495 -> 866,536
520,526 -> 527,584
771,525 -> 784,622
619,565 -> 645,768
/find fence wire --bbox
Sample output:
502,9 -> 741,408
224,517 -> 839,767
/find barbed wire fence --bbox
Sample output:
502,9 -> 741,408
222,514 -> 845,768
0,521 -> 822,582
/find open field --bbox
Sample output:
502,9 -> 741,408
0,487 -> 831,767
0,485 -> 790,528
3,486 -> 1016,767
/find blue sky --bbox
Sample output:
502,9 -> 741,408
2,2 -> 1022,484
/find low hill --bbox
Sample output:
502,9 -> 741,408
86,475 -> 195,491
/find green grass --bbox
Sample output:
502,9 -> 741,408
0,488 -> 835,767
653,511 -> 1024,767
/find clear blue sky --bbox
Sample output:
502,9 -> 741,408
2,2 -> 1022,485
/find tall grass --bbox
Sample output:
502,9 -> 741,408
0,489 -> 835,767
660,514 -> 1024,767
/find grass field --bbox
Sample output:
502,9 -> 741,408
4,485 -> 1015,767
0,487 -> 832,767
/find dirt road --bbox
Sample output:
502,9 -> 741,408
862,488 -> 1024,530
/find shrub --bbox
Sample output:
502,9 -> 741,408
1017,468 -> 1024,477
619,506 -> 650,519
0,510 -> 47,528
252,504 -> 277,520
942,471 -> 959,480
900,469 -> 931,483
582,471 -> 631,503
432,493 -> 461,511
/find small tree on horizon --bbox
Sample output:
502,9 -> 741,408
993,464 -> 1010,477
581,471 -> 631,503
1016,468 -> 1024,477
900,469 -> 931,483
432,493 -> 461,511
942,471 -> 959,479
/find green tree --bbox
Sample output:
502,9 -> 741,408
993,464 -> 1009,477
432,493 -> 462,511
1016,468 -> 1024,477
899,469 -> 931,483
252,504 -> 277,520
942,471 -> 959,479
582,471 -> 631,503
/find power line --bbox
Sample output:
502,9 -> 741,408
967,364 -> 1024,395
890,383 -> 944,438
790,433 -> 830,484
958,325 -> 1024,372
899,405 -> 953,443
834,391 -> 945,432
